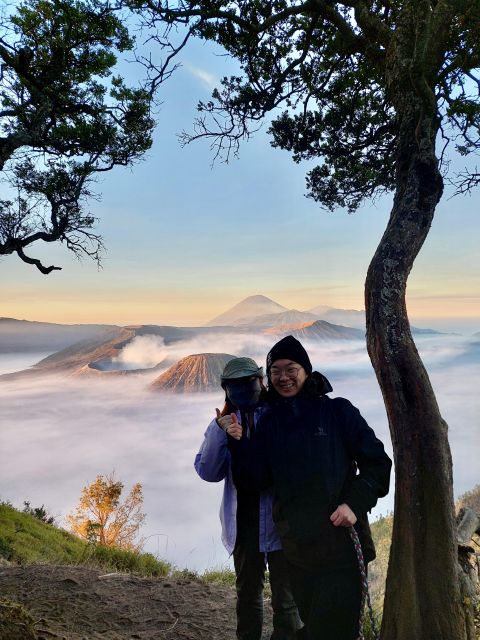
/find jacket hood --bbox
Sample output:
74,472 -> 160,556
303,371 -> 333,396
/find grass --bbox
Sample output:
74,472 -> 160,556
0,502 -> 170,577
202,567 -> 237,587
0,502 -> 241,585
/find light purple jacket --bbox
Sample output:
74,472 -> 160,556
194,410 -> 282,555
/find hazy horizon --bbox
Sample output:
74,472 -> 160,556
2,301 -> 479,336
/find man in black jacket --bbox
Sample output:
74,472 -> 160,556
229,336 -> 392,640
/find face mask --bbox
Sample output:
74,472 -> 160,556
225,377 -> 262,410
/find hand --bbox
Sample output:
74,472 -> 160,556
330,503 -> 357,527
215,409 -> 243,440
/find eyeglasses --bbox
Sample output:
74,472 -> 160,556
269,366 -> 302,380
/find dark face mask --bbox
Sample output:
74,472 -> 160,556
225,377 -> 262,410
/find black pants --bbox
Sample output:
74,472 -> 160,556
286,562 -> 362,640
233,544 -> 301,640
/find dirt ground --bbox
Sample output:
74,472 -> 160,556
0,564 -> 274,640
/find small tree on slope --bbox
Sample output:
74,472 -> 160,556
67,472 -> 145,551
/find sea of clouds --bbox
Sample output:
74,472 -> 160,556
0,332 -> 478,572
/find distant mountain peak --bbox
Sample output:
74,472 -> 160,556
205,295 -> 287,326
242,294 -> 278,303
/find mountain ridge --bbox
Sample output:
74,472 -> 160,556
228,309 -> 319,327
0,295 -> 450,382
206,295 -> 368,329
263,319 -> 363,341
0,318 -> 118,354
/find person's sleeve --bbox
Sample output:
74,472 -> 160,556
194,418 -> 229,482
228,413 -> 272,491
335,398 -> 392,515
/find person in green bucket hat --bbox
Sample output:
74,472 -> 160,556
195,356 -> 301,640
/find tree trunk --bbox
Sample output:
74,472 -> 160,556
365,108 -> 467,639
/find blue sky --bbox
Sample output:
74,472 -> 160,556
2,34 -> 479,331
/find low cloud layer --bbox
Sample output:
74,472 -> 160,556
112,335 -> 169,370
0,333 -> 478,572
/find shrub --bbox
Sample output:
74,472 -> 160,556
22,501 -> 55,525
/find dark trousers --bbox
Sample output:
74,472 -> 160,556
233,544 -> 301,640
286,562 -> 362,640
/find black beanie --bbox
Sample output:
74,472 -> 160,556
266,335 -> 312,375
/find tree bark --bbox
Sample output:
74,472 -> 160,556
365,106 -> 467,639
457,508 -> 480,548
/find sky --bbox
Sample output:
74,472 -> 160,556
1,332 -> 478,572
1,24 -> 479,332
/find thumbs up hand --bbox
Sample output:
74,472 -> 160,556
215,409 -> 243,440
228,413 -> 243,440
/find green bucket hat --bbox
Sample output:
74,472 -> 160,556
221,357 -> 264,387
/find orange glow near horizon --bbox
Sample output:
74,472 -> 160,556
2,286 -> 479,326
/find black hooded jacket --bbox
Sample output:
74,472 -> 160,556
228,373 -> 392,570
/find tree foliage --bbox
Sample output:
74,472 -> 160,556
131,0 -> 480,207
0,0 -> 155,273
67,472 -> 146,550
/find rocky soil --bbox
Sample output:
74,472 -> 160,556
0,564 -> 273,640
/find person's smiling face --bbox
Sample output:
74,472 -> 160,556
269,359 -> 308,397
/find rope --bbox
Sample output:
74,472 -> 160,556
349,526 -> 379,640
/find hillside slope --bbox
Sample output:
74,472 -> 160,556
0,505 -> 240,639
0,318 -> 116,354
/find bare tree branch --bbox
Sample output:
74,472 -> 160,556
16,246 -> 62,273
